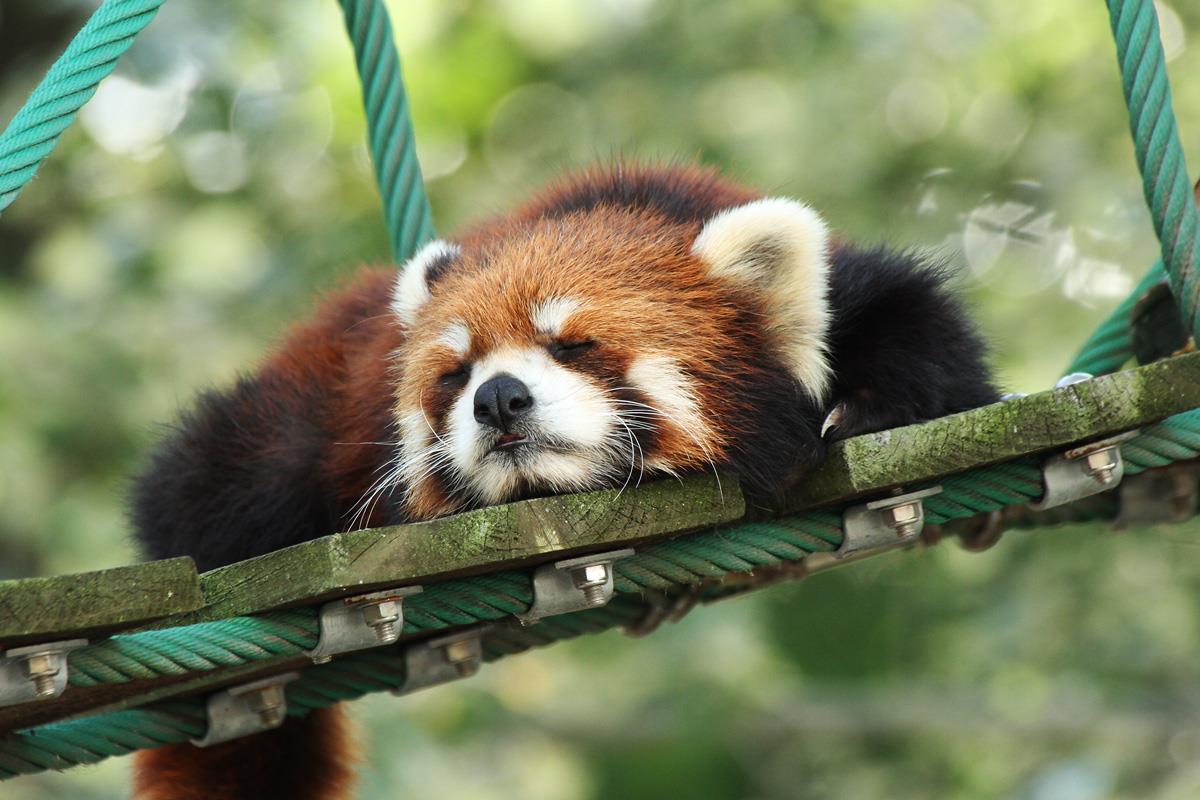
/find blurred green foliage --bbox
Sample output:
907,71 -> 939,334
2,0 -> 1200,797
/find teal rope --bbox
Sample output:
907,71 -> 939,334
1107,0 -> 1200,338
0,0 -> 164,214
67,610 -> 318,687
338,0 -> 436,261
0,703 -> 203,779
8,407 -> 1200,779
1067,260 -> 1168,375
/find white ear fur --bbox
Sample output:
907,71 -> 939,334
692,198 -> 833,400
391,240 -> 461,328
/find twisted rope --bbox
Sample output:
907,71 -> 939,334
338,0 -> 436,261
1107,0 -> 1200,338
1067,260 -> 1168,375
0,0 -> 165,214
0,703 -> 203,779
8,405 -> 1200,779
67,610 -> 318,687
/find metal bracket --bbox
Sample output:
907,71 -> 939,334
804,487 -> 942,573
1116,466 -> 1200,528
192,673 -> 300,747
392,628 -> 485,696
1030,432 -> 1136,510
307,586 -> 423,664
0,638 -> 87,707
515,548 -> 635,624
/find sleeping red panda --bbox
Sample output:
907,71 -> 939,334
129,163 -> 997,799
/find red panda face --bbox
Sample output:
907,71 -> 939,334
391,201 -> 832,518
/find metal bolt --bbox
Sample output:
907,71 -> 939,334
22,652 -> 62,699
242,684 -> 287,728
1084,447 -> 1119,485
361,599 -> 401,644
884,502 -> 921,537
443,640 -> 478,677
569,562 -> 611,608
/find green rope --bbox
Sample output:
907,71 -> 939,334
0,703 -> 203,779
1066,260 -> 1168,375
0,0 -> 434,263
7,405 -> 1200,779
1107,0 -> 1200,338
0,0 -> 165,214
338,0 -> 436,261
7,0 -> 1200,782
67,610 -> 318,687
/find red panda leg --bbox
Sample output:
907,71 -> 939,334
132,705 -> 358,800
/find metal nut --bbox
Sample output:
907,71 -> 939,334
568,563 -> 611,608
1084,448 -> 1119,485
242,684 -> 287,728
360,600 -> 401,643
22,652 -> 62,699
885,502 -> 921,536
444,640 -> 479,677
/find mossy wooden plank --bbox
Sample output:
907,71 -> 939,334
783,351 -> 1200,511
0,558 -> 202,647
192,473 -> 743,621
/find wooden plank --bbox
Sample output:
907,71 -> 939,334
191,472 -> 743,621
0,558 -> 203,648
777,351 -> 1200,512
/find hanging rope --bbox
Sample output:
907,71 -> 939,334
338,0 -> 436,261
0,0 -> 165,214
1107,0 -> 1200,338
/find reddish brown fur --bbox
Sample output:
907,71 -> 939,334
261,268 -> 405,528
132,707 -> 357,800
399,168 -> 782,517
134,163 -> 1001,800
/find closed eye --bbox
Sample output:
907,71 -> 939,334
547,339 -> 595,361
438,364 -> 470,388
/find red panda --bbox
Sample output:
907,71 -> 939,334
129,163 -> 997,799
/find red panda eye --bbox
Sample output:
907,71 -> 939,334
438,364 -> 470,387
548,339 -> 595,361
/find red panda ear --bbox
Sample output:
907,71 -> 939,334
391,240 -> 461,328
692,198 -> 833,400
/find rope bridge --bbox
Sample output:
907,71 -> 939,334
1,0 -> 1199,781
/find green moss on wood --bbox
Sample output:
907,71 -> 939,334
0,558 -> 202,646
786,351 -> 1200,510
191,472 -> 743,621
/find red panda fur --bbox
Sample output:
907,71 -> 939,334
129,162 -> 997,799
133,707 -> 356,800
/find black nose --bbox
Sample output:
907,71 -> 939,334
473,373 -> 534,431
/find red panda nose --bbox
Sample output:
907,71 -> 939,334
473,373 -> 534,432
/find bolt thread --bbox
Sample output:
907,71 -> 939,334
582,583 -> 607,608
373,620 -> 399,643
258,707 -> 286,728
32,674 -> 56,699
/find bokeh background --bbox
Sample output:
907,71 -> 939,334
3,1 -> 1200,797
